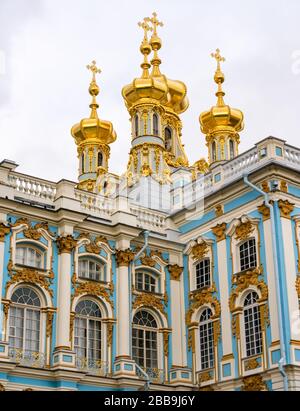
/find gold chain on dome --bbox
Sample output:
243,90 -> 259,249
86,60 -> 101,118
211,48 -> 226,107
138,19 -> 152,79
145,12 -> 164,77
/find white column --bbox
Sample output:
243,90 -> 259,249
280,216 -> 299,340
0,216 -> 9,342
217,238 -> 233,356
115,239 -> 133,359
168,263 -> 186,366
55,232 -> 76,349
261,218 -> 279,342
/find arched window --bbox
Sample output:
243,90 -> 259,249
135,271 -> 157,293
243,292 -> 263,357
229,139 -> 235,159
164,127 -> 172,151
153,113 -> 159,135
212,141 -> 217,162
78,257 -> 104,282
239,238 -> 257,272
9,287 -> 41,356
74,300 -> 102,366
16,245 -> 44,269
81,153 -> 85,173
134,114 -> 139,137
199,308 -> 214,370
97,152 -> 103,167
132,311 -> 158,370
195,259 -> 211,290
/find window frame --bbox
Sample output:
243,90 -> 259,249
8,286 -> 43,356
164,126 -> 172,151
153,113 -> 159,136
198,308 -> 215,371
78,256 -> 105,282
15,244 -> 45,270
74,299 -> 103,365
132,310 -> 159,371
135,270 -> 159,294
134,114 -> 139,137
242,291 -> 263,358
239,238 -> 257,272
195,258 -> 211,290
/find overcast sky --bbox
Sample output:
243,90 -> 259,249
0,0 -> 299,182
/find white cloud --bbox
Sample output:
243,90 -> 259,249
0,0 -> 300,181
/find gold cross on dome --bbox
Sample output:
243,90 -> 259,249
138,19 -> 153,39
211,49 -> 225,70
146,12 -> 163,35
87,60 -> 101,82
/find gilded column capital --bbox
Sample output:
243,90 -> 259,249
115,249 -> 134,267
167,264 -> 183,281
211,222 -> 227,242
0,223 -> 10,242
56,235 -> 77,254
257,202 -> 271,221
278,199 -> 294,219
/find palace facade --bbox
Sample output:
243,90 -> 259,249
0,13 -> 300,391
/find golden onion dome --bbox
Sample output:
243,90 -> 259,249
200,49 -> 243,135
122,13 -> 189,114
71,61 -> 117,145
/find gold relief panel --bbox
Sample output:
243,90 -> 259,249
115,249 -> 134,267
150,249 -> 168,263
140,255 -> 157,268
186,286 -> 221,327
198,370 -> 214,384
211,223 -> 227,242
261,181 -> 270,193
133,292 -> 167,317
2,299 -> 10,321
159,328 -> 172,357
245,358 -> 260,371
296,276 -> 300,299
45,309 -> 56,338
215,204 -> 224,217
229,267 -> 268,312
235,221 -> 254,242
56,235 -> 77,254
167,264 -> 183,281
231,313 -> 240,338
0,223 -> 10,242
6,267 -> 54,299
72,281 -> 113,309
191,243 -> 208,261
280,180 -> 288,193
70,312 -> 75,344
278,199 -> 294,219
241,375 -> 268,391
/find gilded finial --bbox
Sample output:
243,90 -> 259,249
145,12 -> 164,77
211,49 -> 226,106
138,19 -> 152,78
146,12 -> 163,36
86,60 -> 101,118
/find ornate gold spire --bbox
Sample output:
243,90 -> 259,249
199,49 -> 244,165
138,19 -> 152,79
122,14 -> 190,187
86,60 -> 101,118
71,61 -> 117,192
146,12 -> 164,77
211,48 -> 226,106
